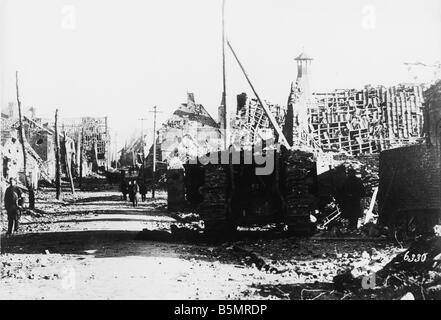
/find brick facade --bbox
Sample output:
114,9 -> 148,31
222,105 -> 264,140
378,144 -> 441,224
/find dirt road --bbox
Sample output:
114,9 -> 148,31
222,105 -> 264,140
0,189 -> 404,300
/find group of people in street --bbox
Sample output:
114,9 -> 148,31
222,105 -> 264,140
120,179 -> 148,207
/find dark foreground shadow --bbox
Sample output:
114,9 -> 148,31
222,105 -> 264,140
70,195 -> 123,204
135,225 -> 310,244
1,225 -> 309,257
1,230 -> 149,258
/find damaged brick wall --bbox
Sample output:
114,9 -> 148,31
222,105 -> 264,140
28,130 -> 56,180
424,80 -> 441,146
378,144 -> 441,224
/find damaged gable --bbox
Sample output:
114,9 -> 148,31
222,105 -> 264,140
170,93 -> 219,129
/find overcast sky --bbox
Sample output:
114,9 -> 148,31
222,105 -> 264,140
1,0 -> 440,145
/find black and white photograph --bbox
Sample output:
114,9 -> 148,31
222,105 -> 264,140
1,0 -> 441,305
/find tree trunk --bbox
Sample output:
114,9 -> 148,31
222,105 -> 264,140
16,71 -> 35,209
63,131 -> 75,195
55,109 -> 61,200
93,140 -> 99,172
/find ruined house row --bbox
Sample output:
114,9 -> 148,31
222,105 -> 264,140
120,81 -> 428,173
1,109 -> 111,189
233,83 -> 426,157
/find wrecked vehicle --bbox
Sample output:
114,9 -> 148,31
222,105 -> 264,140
183,145 -> 318,235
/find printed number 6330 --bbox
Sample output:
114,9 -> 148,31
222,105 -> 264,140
404,252 -> 427,263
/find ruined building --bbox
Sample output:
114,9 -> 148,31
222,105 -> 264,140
119,134 -> 149,169
7,115 -> 111,179
22,116 -> 75,181
286,52 -> 425,155
378,80 -> 441,231
121,93 -> 221,171
228,52 -> 425,157
233,93 -> 285,147
1,107 -> 41,187
62,117 -> 110,171
153,93 -> 220,164
1,112 -> 75,187
290,52 -> 313,131
1,125 -> 41,187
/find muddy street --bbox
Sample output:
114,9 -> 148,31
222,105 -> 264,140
1,188 -> 409,300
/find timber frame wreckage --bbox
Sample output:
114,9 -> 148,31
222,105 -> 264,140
1,106 -> 111,190
235,51 -> 426,156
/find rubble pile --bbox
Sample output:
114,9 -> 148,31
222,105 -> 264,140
315,152 -> 381,235
424,80 -> 441,105
226,245 -> 281,273
333,236 -> 441,299
0,254 -> 61,281
333,153 -> 380,195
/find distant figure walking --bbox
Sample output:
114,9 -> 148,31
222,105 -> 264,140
120,179 -> 128,201
130,180 -> 140,207
340,168 -> 365,230
139,180 -> 147,202
4,178 -> 24,236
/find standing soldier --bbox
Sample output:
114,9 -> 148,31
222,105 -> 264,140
139,180 -> 147,202
4,177 -> 24,236
131,180 -> 140,207
120,178 -> 128,201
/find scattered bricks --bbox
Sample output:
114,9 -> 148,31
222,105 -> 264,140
426,285 -> 441,300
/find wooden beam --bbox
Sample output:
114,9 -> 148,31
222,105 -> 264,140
227,41 -> 290,149
364,187 -> 379,224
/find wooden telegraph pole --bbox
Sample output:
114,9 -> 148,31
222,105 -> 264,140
149,106 -> 160,199
138,117 -> 148,172
221,0 -> 228,149
220,0 -> 236,213
15,71 -> 35,209
54,109 -> 61,200
114,132 -> 118,169
79,127 -> 84,190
